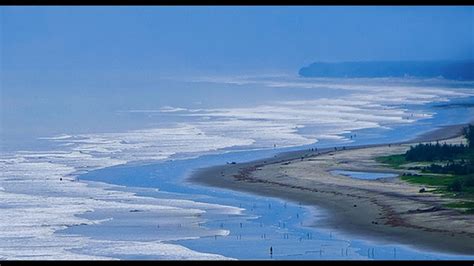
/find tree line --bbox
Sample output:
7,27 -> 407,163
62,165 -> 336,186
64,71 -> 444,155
403,125 -> 474,192
405,124 -> 473,163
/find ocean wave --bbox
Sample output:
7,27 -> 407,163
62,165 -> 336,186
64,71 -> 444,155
0,152 -> 242,259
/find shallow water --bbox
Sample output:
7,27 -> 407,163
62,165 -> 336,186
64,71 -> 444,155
331,170 -> 398,180
73,145 -> 474,260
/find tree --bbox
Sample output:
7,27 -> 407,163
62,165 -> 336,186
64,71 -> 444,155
448,179 -> 463,192
463,124 -> 474,149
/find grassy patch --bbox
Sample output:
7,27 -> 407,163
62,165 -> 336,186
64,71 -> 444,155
444,201 -> 474,214
400,173 -> 474,213
444,201 -> 474,209
400,174 -> 455,187
375,154 -> 407,168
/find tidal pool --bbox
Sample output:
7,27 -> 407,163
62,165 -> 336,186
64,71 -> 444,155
331,170 -> 398,180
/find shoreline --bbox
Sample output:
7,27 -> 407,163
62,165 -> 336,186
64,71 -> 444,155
189,123 -> 474,255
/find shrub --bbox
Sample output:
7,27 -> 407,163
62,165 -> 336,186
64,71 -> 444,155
464,124 -> 474,149
448,179 -> 463,192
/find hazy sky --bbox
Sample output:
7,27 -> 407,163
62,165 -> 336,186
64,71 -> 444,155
2,6 -> 473,74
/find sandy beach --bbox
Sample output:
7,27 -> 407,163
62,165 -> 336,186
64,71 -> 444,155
190,123 -> 474,255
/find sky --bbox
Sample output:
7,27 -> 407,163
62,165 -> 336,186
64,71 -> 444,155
1,6 -> 473,149
1,6 -> 473,74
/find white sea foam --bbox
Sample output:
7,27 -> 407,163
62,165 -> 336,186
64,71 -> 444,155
46,124 -> 253,162
0,149 -> 241,259
114,77 -> 473,150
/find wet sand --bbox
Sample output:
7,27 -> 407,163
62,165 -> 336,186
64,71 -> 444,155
189,123 -> 474,255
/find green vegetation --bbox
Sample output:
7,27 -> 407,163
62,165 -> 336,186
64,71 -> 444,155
400,174 -> 456,187
405,142 -> 467,161
464,124 -> 474,148
444,201 -> 474,214
375,154 -> 406,168
445,201 -> 474,209
423,161 -> 474,175
377,124 -> 474,213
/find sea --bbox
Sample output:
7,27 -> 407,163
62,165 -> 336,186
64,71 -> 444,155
1,75 -> 474,260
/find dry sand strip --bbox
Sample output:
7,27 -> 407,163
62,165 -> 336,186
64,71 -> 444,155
190,123 -> 474,255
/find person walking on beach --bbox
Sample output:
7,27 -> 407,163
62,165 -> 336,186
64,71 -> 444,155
270,246 -> 273,257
